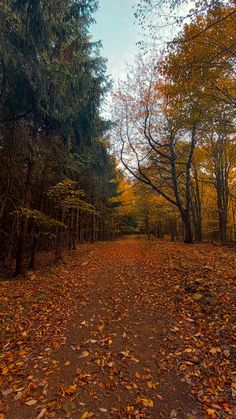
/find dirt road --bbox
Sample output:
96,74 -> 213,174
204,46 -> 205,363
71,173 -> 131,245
1,237 -> 235,418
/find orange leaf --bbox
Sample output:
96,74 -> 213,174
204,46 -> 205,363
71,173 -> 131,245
81,412 -> 94,419
206,409 -> 216,418
65,384 -> 77,395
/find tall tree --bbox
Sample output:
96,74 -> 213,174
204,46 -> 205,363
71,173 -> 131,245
0,0 -> 119,275
114,57 -> 198,243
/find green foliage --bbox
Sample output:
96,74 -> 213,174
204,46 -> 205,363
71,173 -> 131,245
48,179 -> 95,213
18,207 -> 66,228
0,0 -> 120,271
0,0 -> 109,137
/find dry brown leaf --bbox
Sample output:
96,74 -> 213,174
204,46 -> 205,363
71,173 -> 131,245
25,399 -> 37,406
81,351 -> 89,358
141,397 -> 153,408
2,389 -> 13,396
36,408 -> 47,419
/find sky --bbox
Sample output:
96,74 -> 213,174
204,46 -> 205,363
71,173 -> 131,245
91,0 -> 139,83
91,0 -> 193,85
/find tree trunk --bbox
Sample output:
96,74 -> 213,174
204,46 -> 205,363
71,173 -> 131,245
68,209 -> 74,250
92,211 -> 96,243
191,164 -> 202,242
29,161 -> 47,269
145,209 -> 150,240
30,235 -> 37,270
191,205 -> 202,242
15,160 -> 34,276
212,134 -> 229,244
55,211 -> 65,262
216,171 -> 228,243
232,202 -> 236,242
182,124 -> 196,244
182,210 -> 193,244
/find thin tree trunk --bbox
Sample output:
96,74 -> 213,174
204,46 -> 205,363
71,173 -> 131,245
232,202 -> 236,242
191,164 -> 202,242
145,209 -> 150,240
92,211 -> 96,243
29,161 -> 47,269
216,171 -> 228,243
55,211 -> 65,262
15,160 -> 34,276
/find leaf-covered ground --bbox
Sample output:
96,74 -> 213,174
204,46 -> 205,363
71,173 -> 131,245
0,237 -> 235,418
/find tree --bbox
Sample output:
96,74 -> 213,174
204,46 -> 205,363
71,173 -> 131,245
110,176 -> 138,235
0,1 -> 120,275
114,2 -> 236,244
162,4 -> 236,241
135,0 -> 235,51
113,56 -> 198,243
200,126 -> 236,242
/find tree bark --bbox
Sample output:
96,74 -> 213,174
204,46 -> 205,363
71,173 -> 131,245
15,160 -> 34,276
29,161 -> 47,269
182,209 -> 193,244
191,164 -> 202,242
215,166 -> 228,243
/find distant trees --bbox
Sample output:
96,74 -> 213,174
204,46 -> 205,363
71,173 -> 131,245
114,2 -> 236,243
0,0 -> 121,275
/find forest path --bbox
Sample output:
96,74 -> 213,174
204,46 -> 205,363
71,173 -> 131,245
1,238 -> 235,418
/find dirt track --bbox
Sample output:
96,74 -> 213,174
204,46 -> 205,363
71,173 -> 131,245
1,237 -> 235,418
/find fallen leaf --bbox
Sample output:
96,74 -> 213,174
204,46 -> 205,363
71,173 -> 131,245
14,392 -> 22,401
209,347 -> 221,354
141,397 -> 153,408
65,384 -> 77,395
206,408 -> 217,418
81,351 -> 89,358
2,389 -> 13,396
136,397 -> 154,408
25,399 -> 37,406
98,325 -> 104,331
81,412 -> 94,419
36,408 -> 47,419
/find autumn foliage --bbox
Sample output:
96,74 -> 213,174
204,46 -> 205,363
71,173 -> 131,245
0,1 -> 236,418
113,2 -> 236,244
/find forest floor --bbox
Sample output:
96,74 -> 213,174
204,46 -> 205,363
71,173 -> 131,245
0,237 -> 236,419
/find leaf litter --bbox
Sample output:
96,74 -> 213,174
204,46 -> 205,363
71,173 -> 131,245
0,238 -> 235,418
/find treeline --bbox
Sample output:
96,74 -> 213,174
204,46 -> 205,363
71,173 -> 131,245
118,179 -> 236,243
114,1 -> 236,244
0,0 -> 120,276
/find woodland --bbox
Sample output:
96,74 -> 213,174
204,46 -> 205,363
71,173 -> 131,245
0,0 -> 236,273
0,0 -> 236,418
